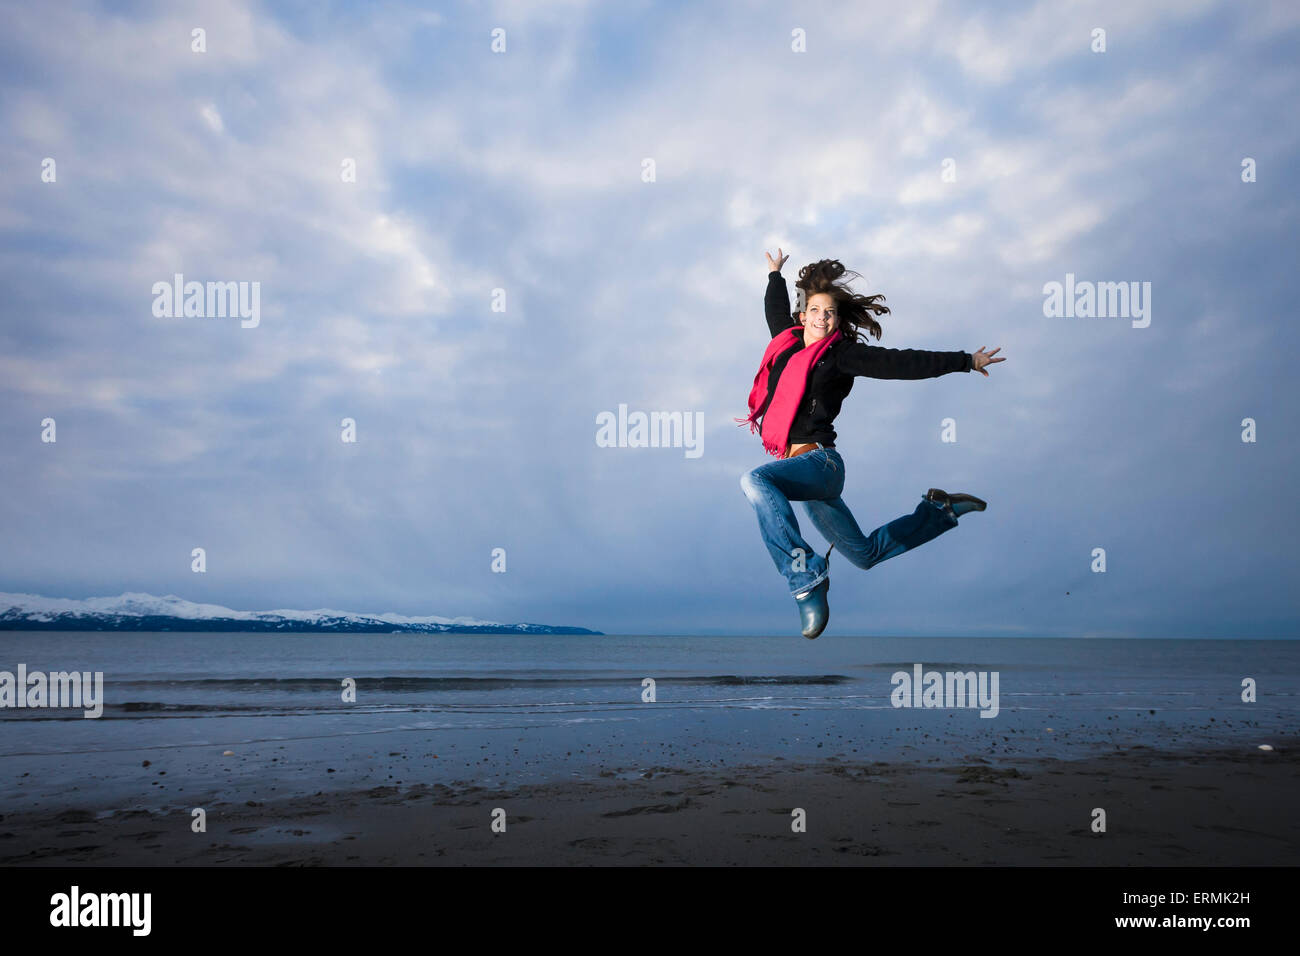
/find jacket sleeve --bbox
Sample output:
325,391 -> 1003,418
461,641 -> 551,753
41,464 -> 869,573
765,270 -> 795,338
837,340 -> 973,379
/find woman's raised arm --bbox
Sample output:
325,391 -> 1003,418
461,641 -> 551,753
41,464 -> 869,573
764,248 -> 794,338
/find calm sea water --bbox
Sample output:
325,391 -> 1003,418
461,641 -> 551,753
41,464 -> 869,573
1,633 -> 1295,810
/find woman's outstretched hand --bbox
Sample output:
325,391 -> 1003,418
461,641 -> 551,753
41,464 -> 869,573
765,248 -> 789,273
971,346 -> 1005,377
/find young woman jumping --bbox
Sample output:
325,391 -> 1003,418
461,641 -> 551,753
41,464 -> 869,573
737,250 -> 1005,639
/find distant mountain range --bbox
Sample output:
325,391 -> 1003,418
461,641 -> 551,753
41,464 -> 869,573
0,591 -> 602,635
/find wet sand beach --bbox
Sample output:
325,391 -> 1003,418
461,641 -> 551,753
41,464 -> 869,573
4,633 -> 1297,866
2,744 -> 1295,866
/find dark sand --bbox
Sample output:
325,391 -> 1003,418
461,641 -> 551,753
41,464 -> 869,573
1,745 -> 1296,866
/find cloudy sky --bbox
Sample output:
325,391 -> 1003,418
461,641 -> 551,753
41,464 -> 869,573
1,0 -> 1297,637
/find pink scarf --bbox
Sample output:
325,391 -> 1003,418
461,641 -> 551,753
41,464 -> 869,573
735,326 -> 842,456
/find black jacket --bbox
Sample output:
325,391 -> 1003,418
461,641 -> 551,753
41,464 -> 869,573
760,270 -> 972,448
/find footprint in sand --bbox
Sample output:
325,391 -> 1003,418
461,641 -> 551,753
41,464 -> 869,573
832,844 -> 895,856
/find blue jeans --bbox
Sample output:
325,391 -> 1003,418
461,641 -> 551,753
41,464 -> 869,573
740,445 -> 959,596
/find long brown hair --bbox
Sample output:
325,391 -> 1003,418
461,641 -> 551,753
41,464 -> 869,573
793,259 -> 890,343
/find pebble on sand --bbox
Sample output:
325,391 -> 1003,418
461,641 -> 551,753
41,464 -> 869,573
222,750 -> 235,756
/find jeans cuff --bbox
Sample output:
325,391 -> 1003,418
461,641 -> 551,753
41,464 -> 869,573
792,567 -> 829,598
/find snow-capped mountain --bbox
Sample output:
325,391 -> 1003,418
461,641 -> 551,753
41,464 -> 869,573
0,591 -> 602,635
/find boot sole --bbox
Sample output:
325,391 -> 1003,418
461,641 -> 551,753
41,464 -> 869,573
926,489 -> 987,512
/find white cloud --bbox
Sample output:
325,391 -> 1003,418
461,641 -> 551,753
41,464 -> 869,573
199,102 -> 224,133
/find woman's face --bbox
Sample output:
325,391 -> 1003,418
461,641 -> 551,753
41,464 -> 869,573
801,292 -> 838,342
